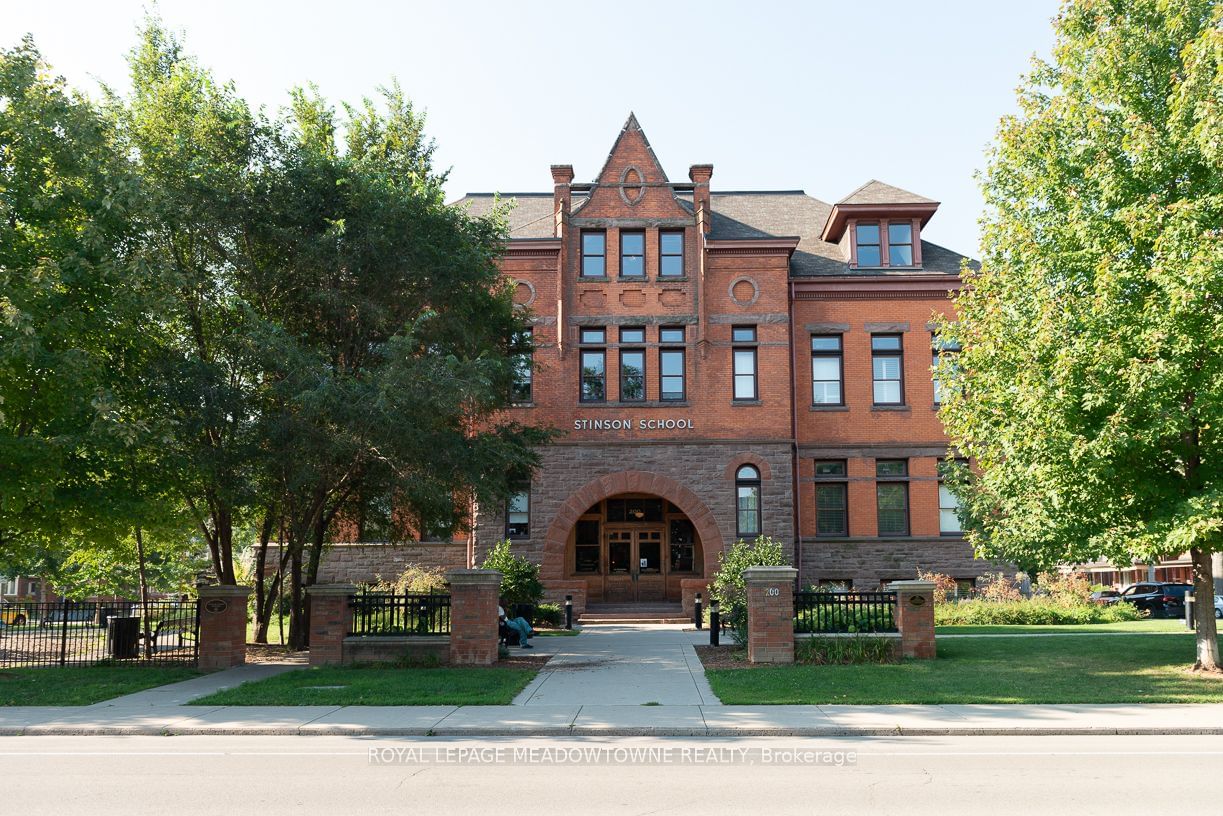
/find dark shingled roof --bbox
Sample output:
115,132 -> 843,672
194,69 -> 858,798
838,179 -> 937,206
450,190 -> 973,276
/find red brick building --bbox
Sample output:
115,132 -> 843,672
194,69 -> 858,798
446,114 -> 1000,611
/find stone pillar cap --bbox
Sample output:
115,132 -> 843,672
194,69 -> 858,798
446,568 -> 503,586
197,584 -> 253,597
307,584 -> 358,597
888,580 -> 936,591
742,566 -> 798,582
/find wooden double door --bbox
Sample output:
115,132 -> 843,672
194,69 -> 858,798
604,527 -> 666,603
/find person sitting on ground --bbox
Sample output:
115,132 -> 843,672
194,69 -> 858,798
498,599 -> 534,649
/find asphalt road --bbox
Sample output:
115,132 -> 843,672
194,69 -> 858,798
3,734 -> 1219,814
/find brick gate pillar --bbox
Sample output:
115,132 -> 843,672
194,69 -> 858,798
447,569 -> 502,666
197,585 -> 252,671
890,580 -> 936,659
307,584 -> 356,667
743,566 -> 798,664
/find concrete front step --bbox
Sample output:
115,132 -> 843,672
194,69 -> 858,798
578,616 -> 692,624
578,604 -> 691,624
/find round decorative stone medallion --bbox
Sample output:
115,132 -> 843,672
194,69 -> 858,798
729,276 -> 760,307
512,279 -> 536,307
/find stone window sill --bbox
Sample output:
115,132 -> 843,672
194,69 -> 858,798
871,405 -> 911,412
810,405 -> 849,412
732,400 -> 763,407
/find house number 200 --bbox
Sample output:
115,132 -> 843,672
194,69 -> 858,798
765,587 -> 780,596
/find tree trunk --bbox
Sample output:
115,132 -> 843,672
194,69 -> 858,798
287,547 -> 307,651
251,509 -> 277,643
1190,547 -> 1220,672
134,526 -> 152,659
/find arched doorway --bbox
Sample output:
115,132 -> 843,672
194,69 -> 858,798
542,471 -> 724,604
567,494 -> 702,603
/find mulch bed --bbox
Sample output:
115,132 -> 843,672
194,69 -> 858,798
497,652 -> 552,669
694,644 -> 751,670
244,643 -> 308,665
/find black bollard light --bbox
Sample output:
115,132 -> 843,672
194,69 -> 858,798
565,595 -> 573,630
709,599 -> 720,647
694,592 -> 703,630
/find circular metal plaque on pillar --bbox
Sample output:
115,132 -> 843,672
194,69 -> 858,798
203,598 -> 229,614
908,595 -> 927,607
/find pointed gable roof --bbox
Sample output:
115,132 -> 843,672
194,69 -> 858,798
593,112 -> 670,184
571,113 -> 690,221
821,179 -> 940,242
838,179 -> 936,206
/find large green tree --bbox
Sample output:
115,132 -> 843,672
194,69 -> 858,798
115,21 -> 272,585
245,87 -> 547,647
939,0 -> 1223,670
0,38 -> 174,577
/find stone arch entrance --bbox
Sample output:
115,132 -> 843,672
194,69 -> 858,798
541,471 -> 724,603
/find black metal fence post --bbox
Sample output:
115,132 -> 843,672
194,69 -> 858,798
564,595 -> 573,630
58,599 -> 70,666
695,592 -> 703,630
709,600 -> 720,647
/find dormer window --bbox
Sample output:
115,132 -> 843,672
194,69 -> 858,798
852,220 -> 917,268
855,223 -> 881,266
888,222 -> 913,266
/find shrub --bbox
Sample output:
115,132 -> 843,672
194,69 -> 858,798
708,535 -> 789,645
793,604 -> 895,634
916,570 -> 959,604
796,635 -> 897,665
480,539 -> 544,606
934,597 -> 1145,626
977,572 -> 1023,602
1035,571 -> 1093,604
366,564 -> 449,595
533,602 -> 563,627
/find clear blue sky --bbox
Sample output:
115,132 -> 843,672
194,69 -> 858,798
3,0 -> 1062,257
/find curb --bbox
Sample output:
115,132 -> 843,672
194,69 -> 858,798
5,725 -> 1223,737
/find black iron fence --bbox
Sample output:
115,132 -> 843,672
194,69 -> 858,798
0,600 -> 199,668
348,591 -> 450,637
794,590 -> 897,634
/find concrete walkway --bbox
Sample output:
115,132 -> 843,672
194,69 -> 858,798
513,624 -> 718,706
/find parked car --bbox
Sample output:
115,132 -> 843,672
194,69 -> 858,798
1089,589 -> 1121,605
1118,582 -> 1193,617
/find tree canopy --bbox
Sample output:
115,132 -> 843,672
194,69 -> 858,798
938,0 -> 1222,669
1,21 -> 548,628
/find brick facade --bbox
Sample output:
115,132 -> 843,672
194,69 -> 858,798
327,113 -> 1006,604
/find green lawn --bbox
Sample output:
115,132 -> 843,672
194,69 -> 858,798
936,619 -> 1187,635
535,629 -> 580,637
189,664 -> 539,706
246,615 -> 291,645
0,665 -> 200,706
705,634 -> 1223,705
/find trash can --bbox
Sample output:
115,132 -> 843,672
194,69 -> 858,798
106,616 -> 141,660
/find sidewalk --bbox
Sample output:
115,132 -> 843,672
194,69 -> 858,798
4,700 -> 1223,737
